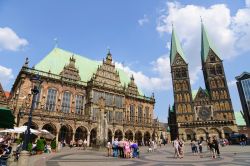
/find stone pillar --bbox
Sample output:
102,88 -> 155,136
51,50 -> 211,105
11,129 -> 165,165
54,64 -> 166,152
17,151 -> 30,166
97,97 -> 108,147
72,132 -> 75,142
221,130 -> 225,139
112,134 -> 115,142
87,132 -> 90,147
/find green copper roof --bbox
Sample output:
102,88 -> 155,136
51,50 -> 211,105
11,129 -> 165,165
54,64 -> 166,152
192,87 -> 209,100
35,47 -> 135,92
170,28 -> 186,65
201,23 -> 219,62
235,112 -> 246,126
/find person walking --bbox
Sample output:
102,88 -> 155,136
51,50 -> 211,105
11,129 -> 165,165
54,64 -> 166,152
173,138 -> 180,159
178,139 -> 184,158
198,139 -> 203,155
213,136 -> 220,158
106,141 -> 112,157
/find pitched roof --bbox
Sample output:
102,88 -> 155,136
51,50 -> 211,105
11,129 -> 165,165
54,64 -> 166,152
170,28 -> 186,65
34,47 -> 144,95
201,22 -> 219,62
234,111 -> 246,126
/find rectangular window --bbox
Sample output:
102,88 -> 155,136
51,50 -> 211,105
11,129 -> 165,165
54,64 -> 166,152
61,92 -> 71,113
46,89 -> 57,112
75,95 -> 84,114
130,105 -> 134,122
92,108 -> 99,121
115,96 -> 124,108
138,105 -> 143,123
145,107 -> 149,123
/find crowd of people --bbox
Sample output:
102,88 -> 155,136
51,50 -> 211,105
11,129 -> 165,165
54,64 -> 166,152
106,138 -> 140,158
173,136 -> 225,159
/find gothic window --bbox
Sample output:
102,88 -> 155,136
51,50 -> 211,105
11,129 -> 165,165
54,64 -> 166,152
224,91 -> 228,99
138,105 -> 143,123
181,68 -> 187,77
220,102 -> 225,111
209,67 -> 216,75
105,93 -> 113,106
225,101 -> 230,110
107,110 -> 112,122
182,104 -> 186,113
210,56 -> 215,62
130,105 -> 135,122
187,104 -> 191,113
216,65 -> 223,75
187,94 -> 190,102
220,91 -> 224,99
178,105 -> 182,113
61,91 -> 71,113
145,106 -> 149,123
115,95 -> 123,108
215,102 -> 219,111
92,108 -> 99,121
179,94 -> 183,102
184,94 -> 187,102
75,95 -> 84,114
34,87 -> 42,109
216,91 -> 219,100
46,88 -> 57,112
115,112 -> 122,121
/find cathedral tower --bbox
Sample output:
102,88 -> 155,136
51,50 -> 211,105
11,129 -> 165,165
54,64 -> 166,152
170,27 -> 193,128
201,23 -> 235,123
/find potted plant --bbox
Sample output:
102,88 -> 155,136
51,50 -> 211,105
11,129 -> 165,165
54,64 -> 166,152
36,139 -> 45,154
28,143 -> 33,154
51,139 -> 57,152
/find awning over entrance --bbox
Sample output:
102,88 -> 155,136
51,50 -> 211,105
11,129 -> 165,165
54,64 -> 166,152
0,107 -> 15,129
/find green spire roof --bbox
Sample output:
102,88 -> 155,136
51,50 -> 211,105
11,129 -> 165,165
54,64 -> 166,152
234,112 -> 246,126
170,28 -> 186,65
201,22 -> 219,62
35,47 -> 134,91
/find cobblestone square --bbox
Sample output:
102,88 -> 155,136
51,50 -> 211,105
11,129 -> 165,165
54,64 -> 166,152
30,144 -> 250,166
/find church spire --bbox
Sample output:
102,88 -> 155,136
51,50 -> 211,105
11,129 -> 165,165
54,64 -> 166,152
170,26 -> 186,65
201,22 -> 219,62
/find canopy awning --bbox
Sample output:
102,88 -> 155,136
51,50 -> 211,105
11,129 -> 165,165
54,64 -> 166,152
0,107 -> 15,129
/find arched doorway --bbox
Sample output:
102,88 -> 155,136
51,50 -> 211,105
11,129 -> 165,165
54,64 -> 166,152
196,128 -> 206,141
75,126 -> 88,142
114,129 -> 123,141
108,129 -> 112,143
223,127 -> 232,139
59,125 -> 73,144
42,123 -> 57,135
209,128 -> 220,138
90,128 -> 97,146
144,131 -> 151,146
125,130 -> 133,141
135,131 -> 142,146
23,122 -> 39,143
185,129 -> 195,141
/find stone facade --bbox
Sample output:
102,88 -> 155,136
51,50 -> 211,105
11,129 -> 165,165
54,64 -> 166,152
8,49 -> 159,146
0,82 -> 8,108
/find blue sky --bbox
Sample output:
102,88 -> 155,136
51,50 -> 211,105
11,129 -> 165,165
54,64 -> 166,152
0,0 -> 249,122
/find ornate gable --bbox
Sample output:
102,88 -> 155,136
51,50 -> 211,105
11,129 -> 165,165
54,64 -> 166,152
60,55 -> 81,81
126,75 -> 139,96
193,88 -> 210,104
0,82 -> 7,107
91,51 -> 122,89
172,53 -> 187,66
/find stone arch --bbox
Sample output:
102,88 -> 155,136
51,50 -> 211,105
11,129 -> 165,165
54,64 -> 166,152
135,131 -> 142,146
114,129 -> 123,141
23,121 -> 39,129
144,131 -> 151,146
59,124 -> 73,144
125,130 -> 134,141
209,128 -> 220,138
75,126 -> 88,142
196,128 -> 206,141
185,129 -> 195,141
23,121 -> 39,142
108,129 -> 112,143
90,127 -> 97,146
42,123 -> 57,135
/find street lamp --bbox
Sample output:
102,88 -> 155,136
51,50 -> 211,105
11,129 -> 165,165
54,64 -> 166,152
22,75 -> 43,150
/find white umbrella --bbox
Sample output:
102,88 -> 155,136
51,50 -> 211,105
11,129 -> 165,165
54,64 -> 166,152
0,129 -> 15,133
38,129 -> 55,139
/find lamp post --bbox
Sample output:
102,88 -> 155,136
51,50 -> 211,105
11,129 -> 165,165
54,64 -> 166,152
22,75 -> 43,150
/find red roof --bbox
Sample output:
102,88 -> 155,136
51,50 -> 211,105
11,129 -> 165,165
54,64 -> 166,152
5,91 -> 10,98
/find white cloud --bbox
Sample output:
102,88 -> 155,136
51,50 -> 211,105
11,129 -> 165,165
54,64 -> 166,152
138,15 -> 149,26
227,80 -> 236,87
156,1 -> 250,86
0,65 -> 14,87
246,0 -> 250,7
115,55 -> 172,92
0,27 -> 28,51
